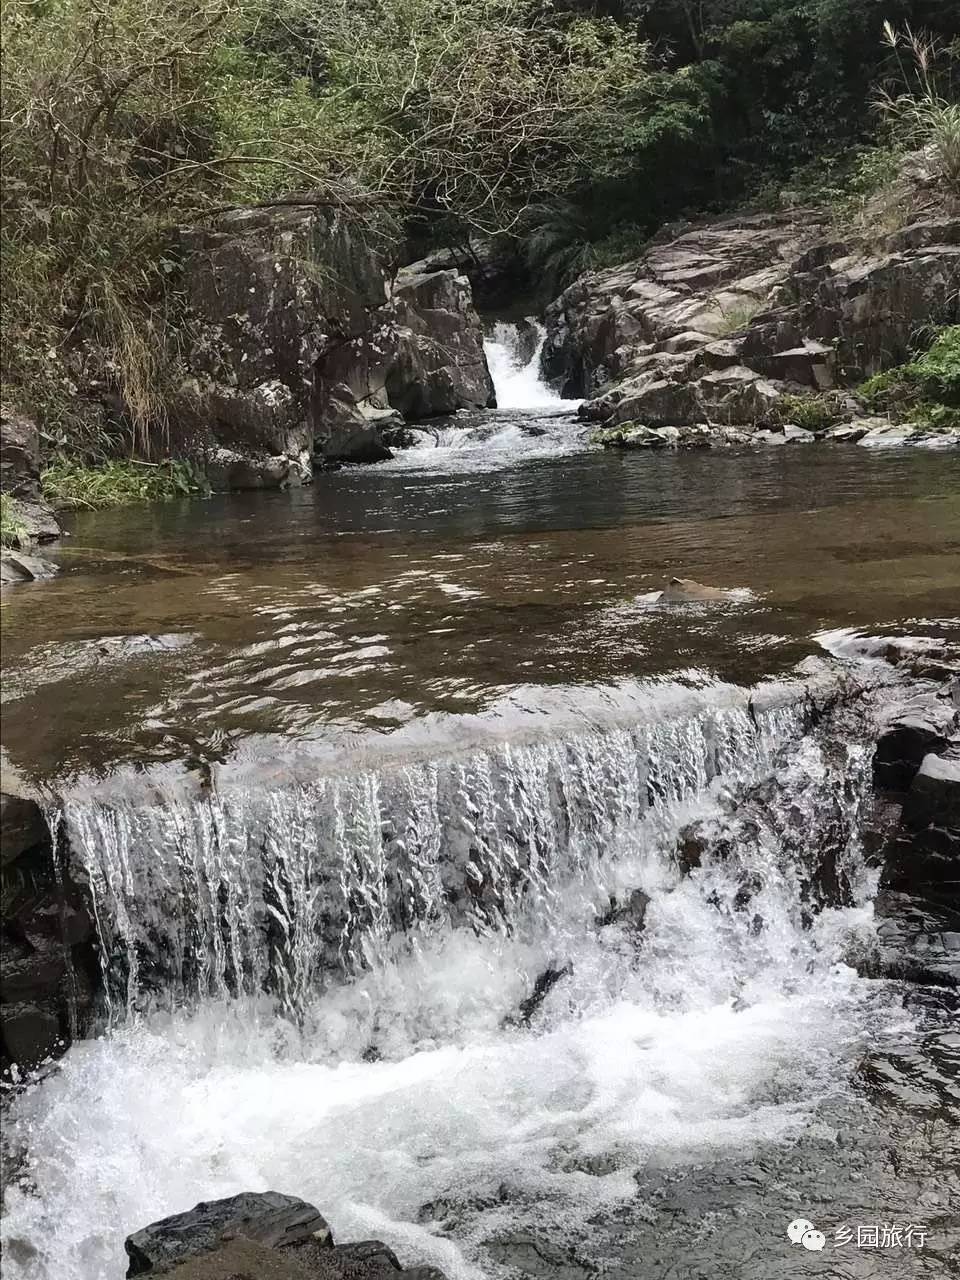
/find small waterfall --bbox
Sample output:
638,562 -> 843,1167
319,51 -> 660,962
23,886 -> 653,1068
54,678 -> 872,1025
483,321 -> 574,410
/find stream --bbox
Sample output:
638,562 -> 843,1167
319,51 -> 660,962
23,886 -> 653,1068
1,326 -> 959,1279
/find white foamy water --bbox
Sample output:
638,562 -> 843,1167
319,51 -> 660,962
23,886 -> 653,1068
483,321 -> 575,412
1,705 -> 908,1280
376,321 -> 583,474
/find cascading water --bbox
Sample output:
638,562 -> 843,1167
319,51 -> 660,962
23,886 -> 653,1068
482,321 -> 573,412
1,674 -> 911,1280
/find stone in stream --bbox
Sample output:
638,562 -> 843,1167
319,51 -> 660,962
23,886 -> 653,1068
596,888 -> 650,932
873,694 -> 957,791
504,964 -> 573,1028
0,549 -> 59,583
124,1191 -> 449,1278
658,577 -> 737,603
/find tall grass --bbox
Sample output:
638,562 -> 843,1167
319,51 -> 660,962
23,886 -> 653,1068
877,23 -> 960,190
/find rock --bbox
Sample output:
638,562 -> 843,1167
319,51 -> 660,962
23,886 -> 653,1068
0,550 -> 59,583
0,406 -> 41,499
0,791 -> 47,866
0,1002 -> 61,1067
596,888 -> 650,931
386,269 -> 495,417
205,448 -> 301,491
125,1192 -> 331,1276
0,495 -> 61,544
506,964 -> 572,1028
902,749 -> 960,833
543,205 -> 959,435
1,781 -> 98,1075
866,891 -> 960,988
591,423 -> 676,449
125,1194 -> 449,1279
659,577 -> 736,603
178,205 -> 494,466
874,698 -> 957,791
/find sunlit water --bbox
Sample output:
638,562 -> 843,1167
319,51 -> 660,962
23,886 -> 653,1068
1,378 -> 959,1278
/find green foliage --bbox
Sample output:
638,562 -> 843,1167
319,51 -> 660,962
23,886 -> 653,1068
859,326 -> 960,428
0,495 -> 28,548
41,459 -> 209,511
771,394 -> 842,432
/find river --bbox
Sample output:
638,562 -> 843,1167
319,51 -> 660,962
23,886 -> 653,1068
1,328 -> 958,1279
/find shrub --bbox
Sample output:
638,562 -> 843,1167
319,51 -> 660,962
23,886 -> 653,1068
41,459 -> 209,511
858,326 -> 960,427
0,495 -> 28,548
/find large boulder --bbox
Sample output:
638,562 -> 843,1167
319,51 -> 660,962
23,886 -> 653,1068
385,269 -> 495,417
178,204 -> 495,472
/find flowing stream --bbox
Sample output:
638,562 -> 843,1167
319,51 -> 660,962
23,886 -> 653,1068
1,356 -> 959,1278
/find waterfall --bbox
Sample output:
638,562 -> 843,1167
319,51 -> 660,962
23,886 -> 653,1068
53,676 -> 868,1025
4,672 -> 902,1280
483,321 -> 574,411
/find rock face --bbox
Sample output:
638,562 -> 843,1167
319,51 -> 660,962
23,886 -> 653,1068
543,208 -> 960,439
178,205 -> 494,477
0,778 -> 98,1073
124,1192 -> 447,1279
0,406 -> 61,545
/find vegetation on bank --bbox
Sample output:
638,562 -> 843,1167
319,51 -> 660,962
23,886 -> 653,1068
39,459 -> 210,511
859,325 -> 960,428
1,0 -> 958,472
0,495 -> 29,548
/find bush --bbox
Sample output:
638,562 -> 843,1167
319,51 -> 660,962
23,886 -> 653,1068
41,459 -> 209,511
859,326 -> 960,427
0,495 -> 28,548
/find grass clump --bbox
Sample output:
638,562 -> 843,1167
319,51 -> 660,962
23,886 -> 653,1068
41,459 -> 209,511
859,326 -> 960,429
0,494 -> 28,547
772,394 -> 840,433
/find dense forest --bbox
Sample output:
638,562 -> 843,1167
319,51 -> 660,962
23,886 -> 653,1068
1,0 -> 958,480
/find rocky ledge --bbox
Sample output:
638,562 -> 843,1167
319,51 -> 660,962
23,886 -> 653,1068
124,1191 -> 446,1280
543,198 -> 959,448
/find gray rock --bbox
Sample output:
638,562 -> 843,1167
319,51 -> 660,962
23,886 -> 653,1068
597,888 -> 650,931
205,449 -> 300,491
125,1192 -> 332,1276
903,749 -> 960,833
874,698 -> 957,791
0,550 -> 59,583
659,577 -> 737,602
1,495 -> 61,544
0,791 -> 47,866
0,405 -> 41,499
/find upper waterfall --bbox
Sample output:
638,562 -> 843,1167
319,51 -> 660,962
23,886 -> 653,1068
483,320 -> 576,411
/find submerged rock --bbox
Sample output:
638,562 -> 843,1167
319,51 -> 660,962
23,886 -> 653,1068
506,964 -> 573,1028
596,888 -> 650,931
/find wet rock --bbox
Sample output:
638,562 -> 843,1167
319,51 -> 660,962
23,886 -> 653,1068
865,891 -> 960,988
902,748 -> 960,832
506,964 -> 572,1028
125,1192 -> 332,1276
874,698 -> 956,791
205,448 -> 305,492
659,577 -> 736,603
596,888 -> 650,931
0,550 -> 59,583
125,1194 -> 449,1279
0,495 -> 61,544
0,791 -> 47,866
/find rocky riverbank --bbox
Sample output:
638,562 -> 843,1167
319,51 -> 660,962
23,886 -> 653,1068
543,181 -> 959,449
